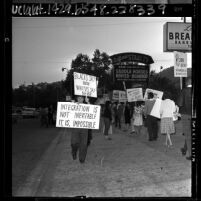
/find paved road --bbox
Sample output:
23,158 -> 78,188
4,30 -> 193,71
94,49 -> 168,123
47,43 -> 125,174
12,118 -> 191,197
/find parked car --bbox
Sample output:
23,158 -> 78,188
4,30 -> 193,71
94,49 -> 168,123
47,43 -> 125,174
22,107 -> 38,118
12,109 -> 22,123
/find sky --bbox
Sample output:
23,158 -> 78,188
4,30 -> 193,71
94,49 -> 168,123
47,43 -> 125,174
12,17 -> 192,88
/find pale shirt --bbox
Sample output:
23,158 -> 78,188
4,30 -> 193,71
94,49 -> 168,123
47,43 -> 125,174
160,99 -> 176,118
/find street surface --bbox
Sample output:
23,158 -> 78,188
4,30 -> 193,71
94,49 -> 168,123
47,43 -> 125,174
12,118 -> 191,197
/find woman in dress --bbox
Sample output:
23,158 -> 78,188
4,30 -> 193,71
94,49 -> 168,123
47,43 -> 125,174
133,101 -> 143,135
160,94 -> 176,148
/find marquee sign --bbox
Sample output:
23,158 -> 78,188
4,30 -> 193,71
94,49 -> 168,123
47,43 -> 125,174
111,52 -> 154,65
114,65 -> 149,82
111,52 -> 153,83
163,22 -> 192,52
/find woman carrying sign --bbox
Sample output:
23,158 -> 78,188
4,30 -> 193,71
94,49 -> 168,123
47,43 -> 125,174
70,95 -> 89,163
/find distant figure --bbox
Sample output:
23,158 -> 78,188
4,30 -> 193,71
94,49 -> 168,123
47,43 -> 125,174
113,102 -> 118,127
124,102 -> 131,131
144,92 -> 158,141
116,102 -> 124,129
177,77 -> 192,160
111,102 -> 117,124
71,95 -> 89,163
103,101 -> 112,140
159,94 -> 176,148
40,107 -> 48,128
133,101 -> 143,135
48,105 -> 54,126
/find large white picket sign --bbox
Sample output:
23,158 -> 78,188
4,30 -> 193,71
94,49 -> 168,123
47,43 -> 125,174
150,98 -> 162,119
74,72 -> 97,97
144,88 -> 163,100
127,88 -> 143,102
56,102 -> 100,129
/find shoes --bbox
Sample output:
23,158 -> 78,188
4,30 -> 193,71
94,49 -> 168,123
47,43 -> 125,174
105,136 -> 112,140
167,144 -> 173,148
130,131 -> 135,134
149,139 -> 153,141
79,159 -> 85,163
180,148 -> 186,156
186,156 -> 191,160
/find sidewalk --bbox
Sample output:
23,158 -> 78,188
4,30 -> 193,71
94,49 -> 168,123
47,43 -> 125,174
13,119 -> 191,197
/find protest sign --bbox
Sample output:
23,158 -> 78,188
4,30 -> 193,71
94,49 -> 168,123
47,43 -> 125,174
150,98 -> 162,119
103,94 -> 110,102
112,90 -> 120,101
74,72 -> 97,97
119,91 -> 127,102
56,102 -> 100,129
174,51 -> 187,77
144,88 -> 163,100
127,88 -> 143,102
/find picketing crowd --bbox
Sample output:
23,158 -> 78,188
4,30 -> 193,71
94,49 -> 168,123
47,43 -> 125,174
101,77 -> 192,161
37,77 -> 191,165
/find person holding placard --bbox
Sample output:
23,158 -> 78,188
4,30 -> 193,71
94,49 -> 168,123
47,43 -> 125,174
144,92 -> 158,141
159,94 -> 176,148
70,95 -> 89,163
133,101 -> 143,135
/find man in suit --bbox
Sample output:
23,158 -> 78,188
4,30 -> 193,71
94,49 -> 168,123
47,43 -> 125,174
144,92 -> 158,141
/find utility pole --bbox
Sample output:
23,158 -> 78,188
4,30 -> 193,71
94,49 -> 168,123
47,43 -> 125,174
180,17 -> 187,90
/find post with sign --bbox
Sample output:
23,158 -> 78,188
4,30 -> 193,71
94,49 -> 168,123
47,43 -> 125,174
174,51 -> 187,89
163,21 -> 191,90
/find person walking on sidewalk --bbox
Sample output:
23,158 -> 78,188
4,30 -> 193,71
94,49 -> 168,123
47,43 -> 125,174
159,94 -> 176,148
144,92 -> 158,141
133,101 -> 143,135
124,102 -> 131,131
177,77 -> 192,160
103,101 -> 112,140
117,102 -> 124,129
70,95 -> 89,163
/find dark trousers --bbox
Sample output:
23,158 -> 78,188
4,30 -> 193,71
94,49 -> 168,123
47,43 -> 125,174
104,117 -> 111,136
146,115 -> 158,140
71,129 -> 88,162
115,115 -> 121,128
87,129 -> 92,146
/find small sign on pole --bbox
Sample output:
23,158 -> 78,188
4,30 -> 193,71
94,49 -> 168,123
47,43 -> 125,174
174,51 -> 187,77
